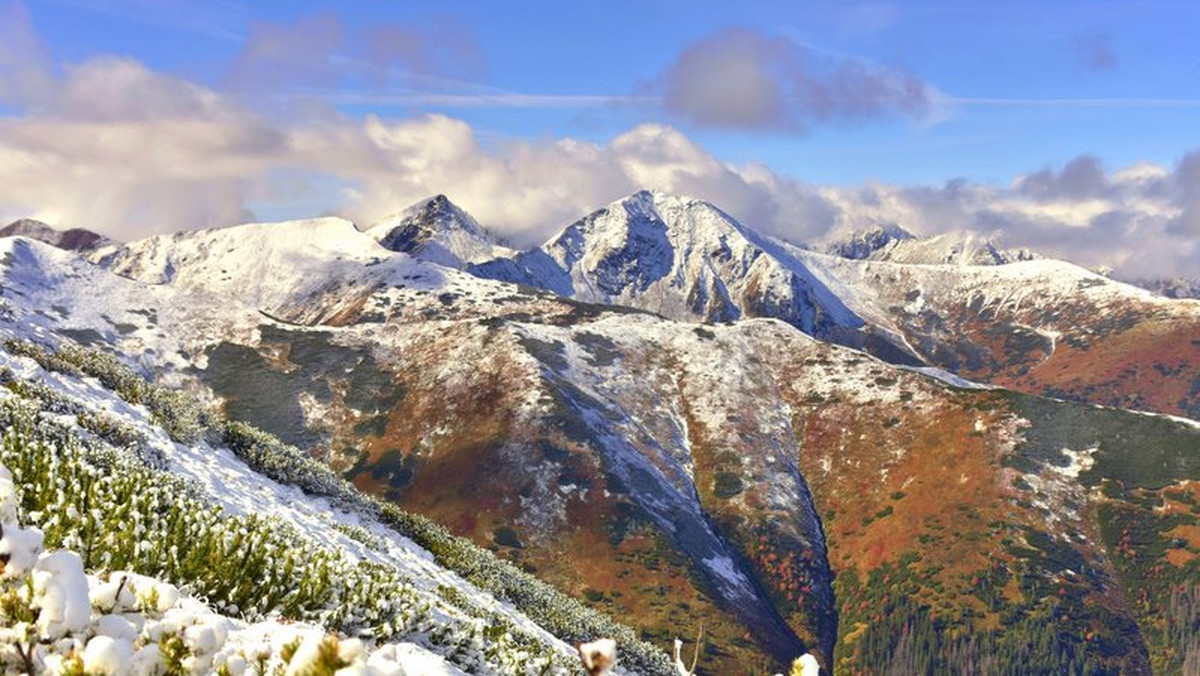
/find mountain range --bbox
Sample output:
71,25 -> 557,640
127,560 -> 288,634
1,191 -> 1198,675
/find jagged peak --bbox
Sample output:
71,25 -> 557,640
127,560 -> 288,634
372,194 -> 486,237
365,195 -> 509,266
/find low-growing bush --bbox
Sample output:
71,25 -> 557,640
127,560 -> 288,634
5,338 -> 208,443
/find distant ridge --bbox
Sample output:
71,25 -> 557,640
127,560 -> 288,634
0,218 -> 110,252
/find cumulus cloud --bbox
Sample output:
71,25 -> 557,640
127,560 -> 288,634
1075,33 -> 1118,71
649,28 -> 931,131
1016,154 -> 1109,201
0,50 -> 286,235
297,117 -> 839,245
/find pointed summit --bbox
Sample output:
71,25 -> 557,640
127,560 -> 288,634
0,219 -> 110,252
366,195 -> 511,268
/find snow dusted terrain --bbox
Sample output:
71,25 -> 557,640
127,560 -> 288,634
0,348 -> 573,676
2,231 -> 831,670
0,238 -> 671,674
1,188 -> 1198,674
463,189 -> 1200,407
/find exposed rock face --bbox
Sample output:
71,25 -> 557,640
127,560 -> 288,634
0,219 -> 108,252
365,194 -> 515,268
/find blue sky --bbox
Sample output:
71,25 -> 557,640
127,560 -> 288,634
23,0 -> 1200,184
1,0 -> 1198,278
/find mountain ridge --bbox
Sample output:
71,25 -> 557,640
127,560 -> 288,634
85,189 -> 1200,423
822,224 -> 1040,266
3,216 -> 1199,673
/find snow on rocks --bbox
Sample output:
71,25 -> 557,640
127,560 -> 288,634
0,467 -> 44,581
0,466 -> 19,523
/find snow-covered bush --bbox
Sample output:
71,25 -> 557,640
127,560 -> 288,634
0,488 -> 489,675
218,421 -> 360,509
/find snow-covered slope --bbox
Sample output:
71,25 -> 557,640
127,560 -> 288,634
97,217 -> 389,303
365,194 -> 516,268
786,243 -> 1200,417
789,245 -> 1160,335
3,234 -> 829,672
93,216 -> 528,327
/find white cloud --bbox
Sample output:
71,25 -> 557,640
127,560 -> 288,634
0,41 -> 1195,280
0,54 -> 287,236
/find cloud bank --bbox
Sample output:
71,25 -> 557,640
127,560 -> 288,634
0,7 -> 1195,280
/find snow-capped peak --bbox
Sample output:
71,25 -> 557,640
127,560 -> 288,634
365,194 -> 513,268
470,189 -> 867,339
543,189 -> 753,268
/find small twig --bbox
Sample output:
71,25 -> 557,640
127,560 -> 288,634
106,573 -> 129,613
17,640 -> 36,675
